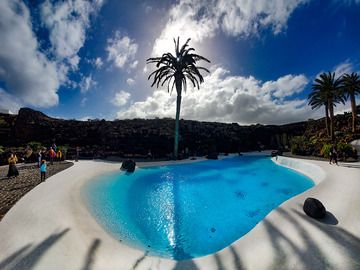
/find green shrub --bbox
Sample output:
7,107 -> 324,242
337,141 -> 356,159
27,141 -> 42,152
321,143 -> 332,158
291,136 -> 309,155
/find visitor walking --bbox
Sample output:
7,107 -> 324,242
40,160 -> 46,182
329,145 -> 338,165
7,153 -> 19,178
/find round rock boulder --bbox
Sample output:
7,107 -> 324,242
121,159 -> 136,173
303,197 -> 326,219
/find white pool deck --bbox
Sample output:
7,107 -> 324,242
0,154 -> 359,270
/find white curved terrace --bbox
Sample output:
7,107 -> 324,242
0,155 -> 359,270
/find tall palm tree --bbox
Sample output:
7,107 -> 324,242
342,72 -> 360,133
147,37 -> 210,159
310,72 -> 345,141
308,89 -> 330,136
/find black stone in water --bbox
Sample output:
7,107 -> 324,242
211,227 -> 216,233
148,245 -> 151,248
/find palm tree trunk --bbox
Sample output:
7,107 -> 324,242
325,103 -> 330,136
329,100 -> 335,141
350,93 -> 357,133
174,80 -> 182,160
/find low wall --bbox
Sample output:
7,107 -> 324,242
272,156 -> 326,184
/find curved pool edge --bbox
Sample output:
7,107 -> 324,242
0,157 -> 359,270
272,155 -> 326,184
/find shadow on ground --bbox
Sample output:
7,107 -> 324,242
0,228 -> 69,270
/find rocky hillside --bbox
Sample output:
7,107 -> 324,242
0,107 -> 359,160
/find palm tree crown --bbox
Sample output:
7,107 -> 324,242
309,72 -> 345,140
147,37 -> 210,95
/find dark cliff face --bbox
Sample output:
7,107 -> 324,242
1,107 -> 356,157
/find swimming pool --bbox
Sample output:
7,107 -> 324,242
83,156 -> 314,260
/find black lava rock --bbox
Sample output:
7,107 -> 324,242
121,159 -> 136,173
303,197 -> 326,219
206,153 -> 218,160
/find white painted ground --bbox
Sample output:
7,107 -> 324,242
0,155 -> 359,270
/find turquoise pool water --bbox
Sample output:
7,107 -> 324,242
83,156 -> 314,260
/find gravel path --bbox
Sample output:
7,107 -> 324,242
0,162 -> 73,221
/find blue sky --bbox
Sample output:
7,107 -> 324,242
0,0 -> 360,124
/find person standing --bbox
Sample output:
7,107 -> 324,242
37,150 -> 42,168
40,160 -> 47,182
49,147 -> 56,165
7,153 -> 19,178
75,146 -> 80,162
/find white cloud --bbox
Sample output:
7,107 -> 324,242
126,78 -> 135,86
112,90 -> 131,107
40,0 -> 103,66
334,60 -> 353,77
130,60 -> 139,69
117,67 -> 318,124
106,32 -> 138,69
95,57 -> 103,68
262,74 -> 308,98
0,0 -> 60,108
80,97 -> 88,107
152,0 -> 309,55
78,115 -> 93,121
79,74 -> 97,93
0,88 -> 22,113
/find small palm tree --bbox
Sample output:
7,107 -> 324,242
342,72 -> 360,133
309,72 -> 345,141
147,37 -> 210,159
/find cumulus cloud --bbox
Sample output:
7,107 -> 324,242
40,0 -> 103,69
106,32 -> 138,69
152,0 -> 309,55
0,0 -> 60,109
112,90 -> 131,107
126,78 -> 135,86
262,74 -> 308,98
117,67 -> 319,124
0,88 -> 22,113
95,57 -> 104,68
79,74 -> 97,93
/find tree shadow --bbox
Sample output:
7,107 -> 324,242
173,259 -> 199,270
292,208 -> 360,267
81,238 -> 101,270
229,245 -> 245,270
263,205 -> 360,269
132,251 -> 148,270
0,228 -> 70,270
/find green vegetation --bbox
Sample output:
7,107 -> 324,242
146,37 -> 210,159
321,143 -> 332,158
308,71 -> 360,141
290,136 -> 314,155
342,72 -> 360,133
27,141 -> 43,152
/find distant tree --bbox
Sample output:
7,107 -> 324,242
146,37 -> 210,159
308,87 -> 330,136
342,72 -> 360,133
309,72 -> 345,141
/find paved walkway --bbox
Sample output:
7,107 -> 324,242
0,156 -> 359,269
